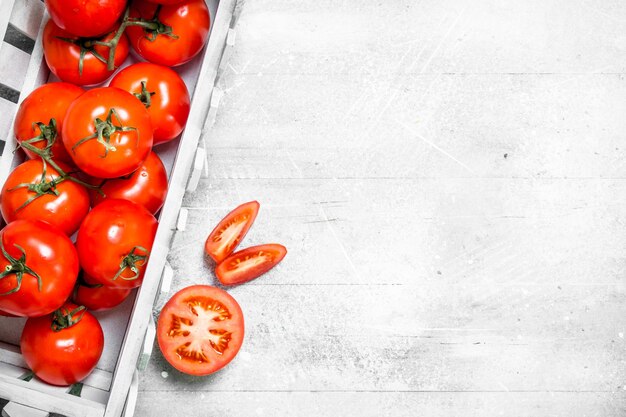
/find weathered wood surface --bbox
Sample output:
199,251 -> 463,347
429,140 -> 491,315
137,0 -> 626,415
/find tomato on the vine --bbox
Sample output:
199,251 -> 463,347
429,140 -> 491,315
126,0 -> 211,67
62,87 -> 153,178
109,62 -> 190,144
44,0 -> 126,38
88,151 -> 168,215
0,160 -> 90,236
14,83 -> 84,165
21,303 -> 104,386
72,273 -> 132,311
0,220 -> 79,317
76,199 -> 158,289
157,285 -> 244,376
215,244 -> 287,286
43,20 -> 129,86
205,201 -> 260,263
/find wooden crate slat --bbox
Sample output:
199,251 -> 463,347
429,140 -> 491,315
102,2 -> 239,416
0,376 -> 105,417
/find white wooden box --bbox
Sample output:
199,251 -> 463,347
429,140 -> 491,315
0,0 -> 239,415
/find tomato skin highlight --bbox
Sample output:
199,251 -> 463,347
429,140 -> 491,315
20,303 -> 104,386
45,0 -> 126,38
0,220 -> 79,317
1,160 -> 90,236
88,151 -> 168,215
126,0 -> 211,67
144,0 -> 187,4
216,244 -> 287,286
62,87 -> 153,178
0,309 -> 17,317
73,274 -> 132,311
76,199 -> 158,289
205,201 -> 260,263
157,285 -> 244,376
14,83 -> 84,164
43,20 -> 129,86
109,62 -> 191,145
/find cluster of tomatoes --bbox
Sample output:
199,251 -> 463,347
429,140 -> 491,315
0,0 -> 209,386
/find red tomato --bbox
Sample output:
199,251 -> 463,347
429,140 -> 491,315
157,285 -> 244,375
1,160 -> 90,236
76,199 -> 158,289
21,303 -> 104,386
145,0 -> 187,4
205,201 -> 260,263
14,83 -> 84,164
88,151 -> 168,215
43,20 -> 129,86
126,0 -> 210,67
109,62 -> 190,144
0,220 -> 79,317
45,0 -> 126,38
0,309 -> 17,317
216,244 -> 287,286
62,87 -> 153,178
73,273 -> 132,311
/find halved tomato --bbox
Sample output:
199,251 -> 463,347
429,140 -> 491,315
157,285 -> 244,376
204,201 -> 259,263
215,244 -> 287,286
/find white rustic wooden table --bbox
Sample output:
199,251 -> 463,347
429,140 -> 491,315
136,0 -> 626,415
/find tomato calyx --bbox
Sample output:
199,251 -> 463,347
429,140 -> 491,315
6,160 -> 68,212
134,81 -> 156,108
72,108 -> 137,158
50,305 -> 86,332
19,118 -> 58,155
56,35 -> 112,76
0,240 -> 42,295
17,119 -> 60,163
126,5 -> 179,42
113,245 -> 149,281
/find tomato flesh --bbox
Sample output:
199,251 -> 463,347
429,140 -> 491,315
205,201 -> 260,263
157,285 -> 244,376
215,244 -> 287,286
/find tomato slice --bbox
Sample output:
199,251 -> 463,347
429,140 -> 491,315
215,244 -> 287,286
205,201 -> 260,263
157,285 -> 244,376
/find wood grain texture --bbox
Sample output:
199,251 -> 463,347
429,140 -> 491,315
136,0 -> 626,415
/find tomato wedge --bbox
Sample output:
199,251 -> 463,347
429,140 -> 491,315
215,244 -> 287,286
205,201 -> 259,263
157,285 -> 244,376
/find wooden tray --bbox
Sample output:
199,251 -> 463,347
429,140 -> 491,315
0,0 -> 239,415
